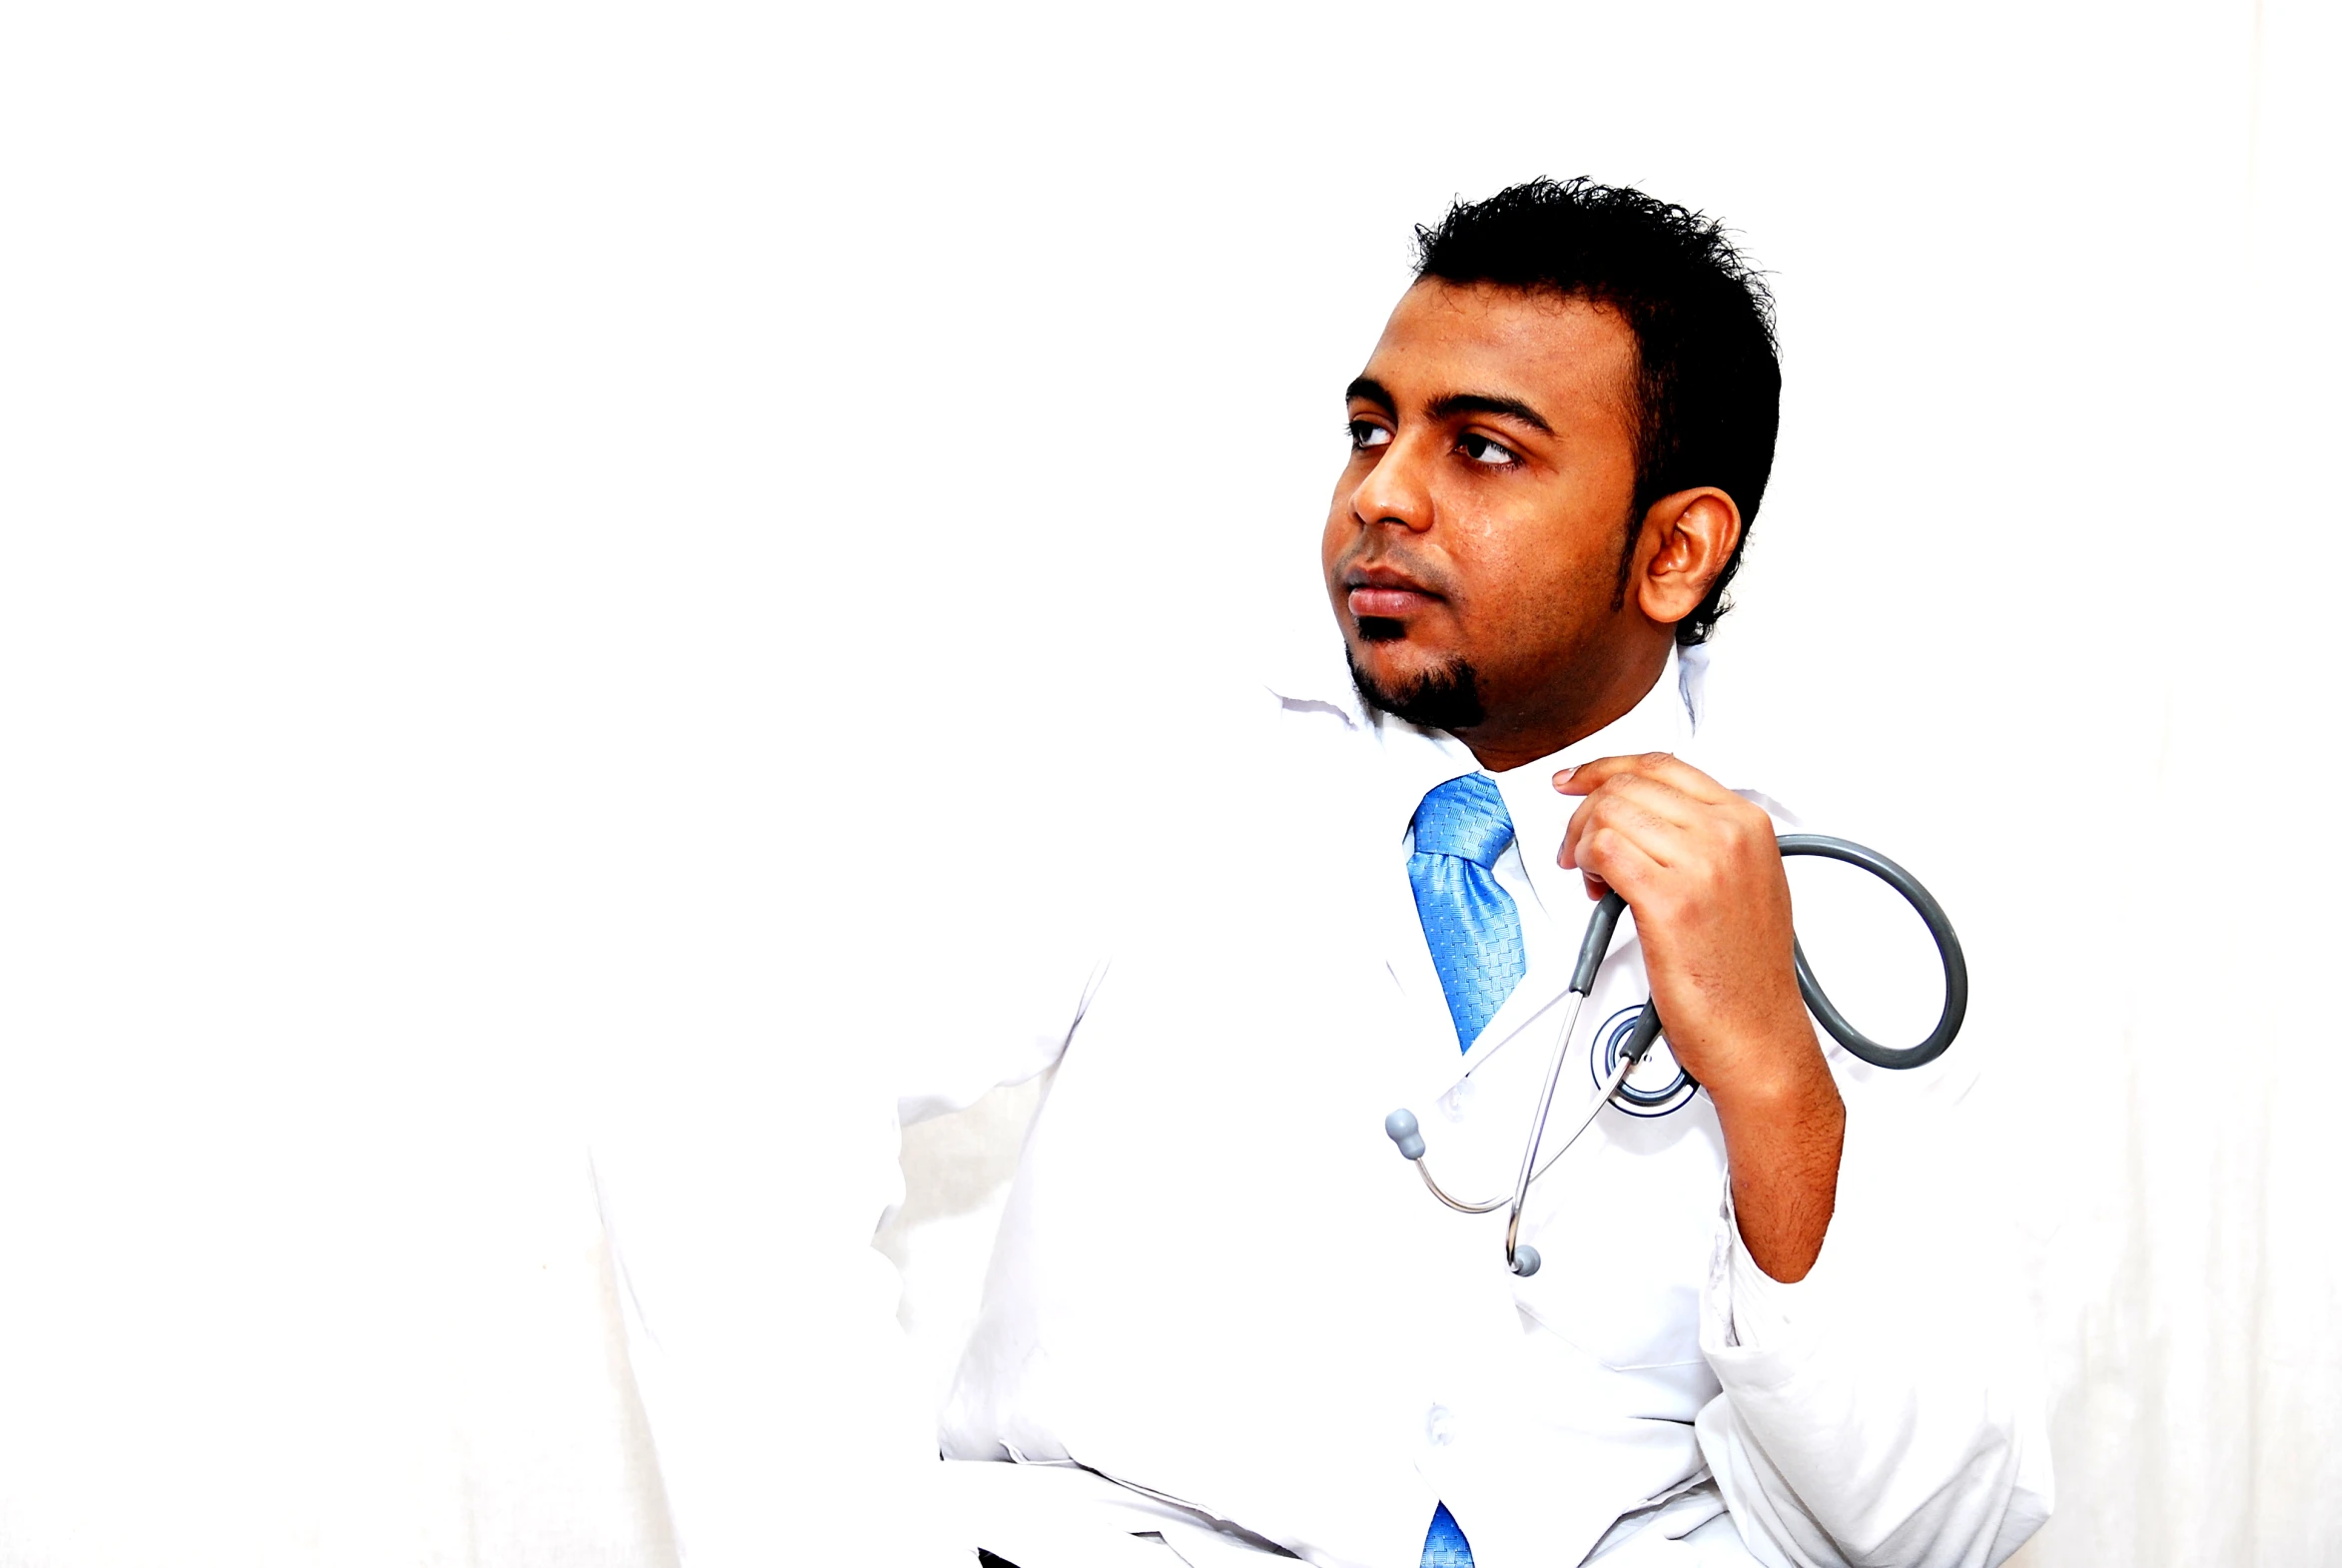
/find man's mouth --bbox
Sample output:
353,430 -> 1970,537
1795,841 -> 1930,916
1343,565 -> 1443,621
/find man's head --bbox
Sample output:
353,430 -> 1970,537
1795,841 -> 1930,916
1322,177 -> 1780,768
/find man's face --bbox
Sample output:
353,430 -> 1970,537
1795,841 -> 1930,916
1322,280 -> 1645,737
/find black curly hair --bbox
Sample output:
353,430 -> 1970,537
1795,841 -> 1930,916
1413,178 -> 1780,646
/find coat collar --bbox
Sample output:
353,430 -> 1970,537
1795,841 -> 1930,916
1259,630 -> 1709,753
1259,631 -> 1713,1094
1261,634 -> 1710,893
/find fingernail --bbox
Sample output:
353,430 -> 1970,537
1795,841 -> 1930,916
1552,765 -> 1576,786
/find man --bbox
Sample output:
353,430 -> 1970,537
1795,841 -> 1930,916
619,176 -> 2052,1567
890,178 -> 2052,1567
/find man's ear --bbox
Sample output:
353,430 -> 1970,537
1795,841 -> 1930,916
1633,486 -> 1742,630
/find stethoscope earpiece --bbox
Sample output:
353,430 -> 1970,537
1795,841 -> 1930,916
1383,1109 -> 1426,1162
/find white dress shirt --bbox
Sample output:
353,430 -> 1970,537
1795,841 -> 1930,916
887,634 -> 2050,1568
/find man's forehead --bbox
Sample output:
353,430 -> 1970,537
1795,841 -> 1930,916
1360,279 -> 1637,417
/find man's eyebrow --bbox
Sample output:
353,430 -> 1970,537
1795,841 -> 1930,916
1345,379 -> 1556,437
1425,391 -> 1554,434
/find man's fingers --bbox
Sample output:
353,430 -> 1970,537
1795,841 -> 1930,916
1559,770 -> 1706,869
1553,750 -> 1735,805
1574,770 -> 1703,835
1572,820 -> 1666,902
1562,789 -> 1699,874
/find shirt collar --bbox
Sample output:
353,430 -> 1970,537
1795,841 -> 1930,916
1490,645 -> 1697,920
1260,631 -> 1708,740
1265,634 -> 1708,913
1258,628 -> 1371,728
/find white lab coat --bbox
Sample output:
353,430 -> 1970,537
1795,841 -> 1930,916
899,639 -> 2052,1568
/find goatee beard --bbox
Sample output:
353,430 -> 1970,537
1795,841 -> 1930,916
1346,643 -> 1487,732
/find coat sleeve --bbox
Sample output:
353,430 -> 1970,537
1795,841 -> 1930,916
889,726 -> 1155,1130
891,928 -> 1110,1128
1695,1091 -> 2054,1568
591,1048 -> 963,1566
590,848 -> 1114,1564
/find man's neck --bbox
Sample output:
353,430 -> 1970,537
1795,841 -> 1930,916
1450,636 -> 1674,772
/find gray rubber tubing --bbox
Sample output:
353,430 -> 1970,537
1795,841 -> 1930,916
1779,834 -> 1966,1070
1573,834 -> 1968,1075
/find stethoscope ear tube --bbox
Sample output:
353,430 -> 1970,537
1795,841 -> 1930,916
1778,834 -> 1967,1070
1570,892 -> 1631,994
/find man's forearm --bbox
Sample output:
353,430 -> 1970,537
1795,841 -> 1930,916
1549,752 -> 1850,1281
1709,1037 -> 1845,1281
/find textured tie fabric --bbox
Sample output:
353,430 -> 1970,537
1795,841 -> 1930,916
1408,772 -> 1528,1053
1409,775 -> 1516,1568
1421,1500 -> 1475,1567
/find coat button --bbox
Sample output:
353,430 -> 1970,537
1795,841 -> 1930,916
1425,1403 -> 1455,1447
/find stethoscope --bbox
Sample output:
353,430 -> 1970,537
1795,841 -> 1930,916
1381,835 -> 1967,1277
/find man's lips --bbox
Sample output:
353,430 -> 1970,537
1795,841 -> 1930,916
1348,585 -> 1439,617
1344,567 -> 1443,620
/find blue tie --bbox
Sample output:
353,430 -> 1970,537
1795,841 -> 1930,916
1409,773 -> 1527,1053
1421,1501 -> 1475,1567
1408,775 -> 1518,1568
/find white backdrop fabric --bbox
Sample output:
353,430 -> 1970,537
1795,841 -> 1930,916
4,2 -> 2338,1565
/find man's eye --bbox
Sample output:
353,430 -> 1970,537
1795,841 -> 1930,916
1348,419 -> 1392,450
1459,432 -> 1518,466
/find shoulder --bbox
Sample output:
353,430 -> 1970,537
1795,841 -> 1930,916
1116,628 -> 1375,789
1687,642 -> 1985,1107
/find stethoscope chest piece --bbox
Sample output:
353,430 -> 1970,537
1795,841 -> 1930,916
1593,1005 -> 1697,1117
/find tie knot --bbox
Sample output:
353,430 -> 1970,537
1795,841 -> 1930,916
1412,773 -> 1515,870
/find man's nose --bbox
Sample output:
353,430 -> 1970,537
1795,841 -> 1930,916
1347,433 -> 1435,534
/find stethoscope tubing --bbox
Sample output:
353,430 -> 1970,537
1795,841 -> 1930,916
1407,1042 -> 1632,1216
1778,834 -> 1967,1071
1386,832 -> 1969,1276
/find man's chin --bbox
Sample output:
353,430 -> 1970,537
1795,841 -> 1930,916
1345,641 -> 1486,732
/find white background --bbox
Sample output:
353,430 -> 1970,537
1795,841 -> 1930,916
4,2 -> 2337,1564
